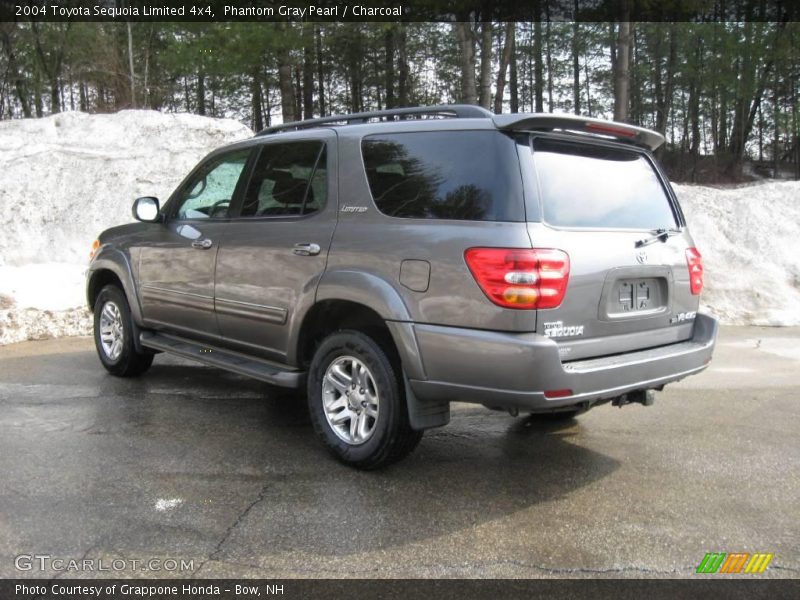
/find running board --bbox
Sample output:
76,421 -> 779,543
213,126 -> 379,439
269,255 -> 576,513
140,332 -> 303,388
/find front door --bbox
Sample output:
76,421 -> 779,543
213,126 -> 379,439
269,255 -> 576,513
137,148 -> 251,340
213,133 -> 337,362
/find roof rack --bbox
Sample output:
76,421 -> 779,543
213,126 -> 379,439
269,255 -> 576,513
256,104 -> 493,136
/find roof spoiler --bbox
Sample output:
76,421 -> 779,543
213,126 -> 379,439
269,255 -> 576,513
492,113 -> 665,151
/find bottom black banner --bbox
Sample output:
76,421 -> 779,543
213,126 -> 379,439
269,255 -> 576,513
1,579 -> 799,600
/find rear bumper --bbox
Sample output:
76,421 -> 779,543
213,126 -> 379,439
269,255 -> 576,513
408,314 -> 717,412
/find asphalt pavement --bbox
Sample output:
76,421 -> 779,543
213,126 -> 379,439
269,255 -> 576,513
0,327 -> 798,579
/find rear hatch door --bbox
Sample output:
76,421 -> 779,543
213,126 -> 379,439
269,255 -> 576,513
522,135 -> 699,361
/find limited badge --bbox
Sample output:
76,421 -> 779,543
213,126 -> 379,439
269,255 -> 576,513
669,311 -> 697,324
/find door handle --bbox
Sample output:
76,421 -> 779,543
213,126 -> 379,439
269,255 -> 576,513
191,238 -> 213,249
293,242 -> 321,256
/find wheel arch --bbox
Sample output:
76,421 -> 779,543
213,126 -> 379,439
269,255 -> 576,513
87,250 -> 145,353
87,249 -> 140,315
87,268 -> 124,308
295,270 -> 425,381
314,270 -> 413,322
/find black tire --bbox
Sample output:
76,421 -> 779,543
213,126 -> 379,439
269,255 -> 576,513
307,330 -> 423,469
93,285 -> 154,377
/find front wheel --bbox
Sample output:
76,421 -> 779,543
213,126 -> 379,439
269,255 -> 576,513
93,285 -> 153,377
307,330 -> 422,469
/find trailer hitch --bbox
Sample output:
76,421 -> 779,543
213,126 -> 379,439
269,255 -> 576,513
612,389 -> 656,408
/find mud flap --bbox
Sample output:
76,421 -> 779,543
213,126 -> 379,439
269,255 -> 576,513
404,372 -> 450,431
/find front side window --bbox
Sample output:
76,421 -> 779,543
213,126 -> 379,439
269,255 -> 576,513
531,137 -> 677,229
174,149 -> 250,220
361,131 -> 524,222
239,141 -> 326,218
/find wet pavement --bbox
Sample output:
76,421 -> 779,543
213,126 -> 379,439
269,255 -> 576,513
0,327 -> 798,579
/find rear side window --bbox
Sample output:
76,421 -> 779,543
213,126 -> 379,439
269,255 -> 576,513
531,137 -> 677,229
240,141 -> 326,218
361,131 -> 524,222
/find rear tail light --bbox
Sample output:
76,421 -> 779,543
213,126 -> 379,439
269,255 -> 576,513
464,248 -> 570,309
685,247 -> 703,295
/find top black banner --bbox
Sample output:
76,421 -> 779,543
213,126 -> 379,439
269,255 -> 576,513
1,0 -> 798,23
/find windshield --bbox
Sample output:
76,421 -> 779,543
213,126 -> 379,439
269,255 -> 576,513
531,137 -> 678,229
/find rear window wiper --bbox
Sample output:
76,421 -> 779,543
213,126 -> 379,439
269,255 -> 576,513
635,227 -> 682,248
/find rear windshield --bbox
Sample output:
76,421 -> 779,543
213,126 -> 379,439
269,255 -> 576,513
531,137 -> 677,229
361,131 -> 524,222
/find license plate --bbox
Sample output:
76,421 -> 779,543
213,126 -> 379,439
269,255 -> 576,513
601,270 -> 670,320
617,278 -> 660,312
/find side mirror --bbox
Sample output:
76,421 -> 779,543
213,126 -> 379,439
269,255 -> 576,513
132,197 -> 161,222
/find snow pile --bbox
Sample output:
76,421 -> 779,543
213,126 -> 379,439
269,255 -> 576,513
0,110 -> 252,344
675,181 -> 800,326
0,263 -> 90,344
0,110 -> 252,265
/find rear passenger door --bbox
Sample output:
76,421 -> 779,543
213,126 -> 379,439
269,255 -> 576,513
213,132 -> 337,362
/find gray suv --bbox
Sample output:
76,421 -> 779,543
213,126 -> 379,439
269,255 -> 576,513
87,105 -> 717,469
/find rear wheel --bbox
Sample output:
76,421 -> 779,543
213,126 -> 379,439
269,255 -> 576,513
307,330 -> 422,469
93,285 -> 153,377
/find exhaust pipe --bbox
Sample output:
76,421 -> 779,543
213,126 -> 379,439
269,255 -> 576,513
612,389 -> 656,408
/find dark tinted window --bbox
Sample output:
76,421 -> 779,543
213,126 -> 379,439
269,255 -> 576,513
361,131 -> 524,221
240,141 -> 326,217
531,137 -> 677,229
175,149 -> 250,220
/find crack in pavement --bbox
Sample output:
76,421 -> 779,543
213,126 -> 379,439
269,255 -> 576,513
769,564 -> 800,573
51,544 -> 96,581
194,482 -> 271,576
201,556 -> 710,577
26,546 -> 99,600
202,555 -> 800,578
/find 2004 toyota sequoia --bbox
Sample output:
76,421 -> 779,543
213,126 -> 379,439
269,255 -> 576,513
87,105 -> 717,469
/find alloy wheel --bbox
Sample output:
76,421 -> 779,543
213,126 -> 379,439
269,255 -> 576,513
99,300 -> 124,361
321,355 -> 380,445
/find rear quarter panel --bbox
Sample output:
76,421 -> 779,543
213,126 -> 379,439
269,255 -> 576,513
327,132 -> 536,332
